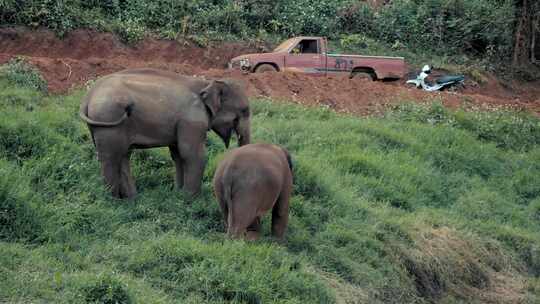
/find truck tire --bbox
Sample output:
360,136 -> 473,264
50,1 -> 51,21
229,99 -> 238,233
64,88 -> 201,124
255,64 -> 278,73
350,71 -> 375,81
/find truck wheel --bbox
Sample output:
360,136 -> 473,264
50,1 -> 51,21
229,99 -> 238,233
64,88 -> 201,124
350,71 -> 375,81
255,64 -> 278,73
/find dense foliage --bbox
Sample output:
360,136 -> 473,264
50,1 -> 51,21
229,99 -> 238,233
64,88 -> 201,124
0,0 -> 516,61
1,63 -> 540,303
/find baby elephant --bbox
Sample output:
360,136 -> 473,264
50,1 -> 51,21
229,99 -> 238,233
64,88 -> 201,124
213,143 -> 293,240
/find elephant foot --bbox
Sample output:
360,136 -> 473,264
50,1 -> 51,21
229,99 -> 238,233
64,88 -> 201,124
227,226 -> 246,240
110,190 -> 137,200
108,181 -> 137,200
122,190 -> 138,200
183,188 -> 201,198
246,230 -> 260,241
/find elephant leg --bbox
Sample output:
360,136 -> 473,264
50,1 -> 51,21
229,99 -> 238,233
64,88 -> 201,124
119,152 -> 137,199
99,153 -> 123,198
221,202 -> 229,232
93,128 -> 130,199
227,192 -> 256,240
246,217 -> 261,241
219,196 -> 229,232
272,190 -> 290,240
214,178 -> 228,231
181,145 -> 205,196
169,145 -> 184,189
177,125 -> 207,196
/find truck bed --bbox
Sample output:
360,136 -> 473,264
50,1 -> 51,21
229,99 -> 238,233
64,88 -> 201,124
326,54 -> 406,79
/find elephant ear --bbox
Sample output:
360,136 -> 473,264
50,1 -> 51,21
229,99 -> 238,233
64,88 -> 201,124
200,80 -> 224,118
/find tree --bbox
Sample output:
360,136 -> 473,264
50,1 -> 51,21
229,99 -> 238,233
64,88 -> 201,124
513,0 -> 540,65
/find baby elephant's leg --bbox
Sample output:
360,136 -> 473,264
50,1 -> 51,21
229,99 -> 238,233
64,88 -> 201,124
227,193 -> 257,240
272,191 -> 290,240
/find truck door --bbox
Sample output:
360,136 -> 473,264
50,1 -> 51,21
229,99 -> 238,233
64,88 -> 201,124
284,39 -> 325,75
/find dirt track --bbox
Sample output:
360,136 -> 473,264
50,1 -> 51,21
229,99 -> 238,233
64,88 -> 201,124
1,27 -> 539,115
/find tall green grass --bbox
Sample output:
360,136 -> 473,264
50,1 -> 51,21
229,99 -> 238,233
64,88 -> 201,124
1,74 -> 539,303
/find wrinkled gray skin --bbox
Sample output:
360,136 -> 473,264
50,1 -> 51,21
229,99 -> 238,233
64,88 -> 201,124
213,143 -> 293,240
80,68 -> 251,199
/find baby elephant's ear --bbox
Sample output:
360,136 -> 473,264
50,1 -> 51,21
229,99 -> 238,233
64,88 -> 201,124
200,80 -> 223,117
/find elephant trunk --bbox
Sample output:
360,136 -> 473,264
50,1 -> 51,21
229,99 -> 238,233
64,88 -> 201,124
235,117 -> 250,146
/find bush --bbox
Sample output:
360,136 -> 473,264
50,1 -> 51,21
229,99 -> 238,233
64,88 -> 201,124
1,57 -> 47,93
81,274 -> 132,304
337,1 -> 375,33
272,0 -> 342,37
114,18 -> 146,45
375,0 -> 515,57
339,34 -> 369,50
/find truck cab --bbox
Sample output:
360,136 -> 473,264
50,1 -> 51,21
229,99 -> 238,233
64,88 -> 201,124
229,36 -> 406,80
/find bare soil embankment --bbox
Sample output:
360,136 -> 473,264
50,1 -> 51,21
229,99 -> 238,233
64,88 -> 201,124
1,27 -> 539,115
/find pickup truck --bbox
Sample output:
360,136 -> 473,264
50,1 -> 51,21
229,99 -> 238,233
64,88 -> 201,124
228,36 -> 406,80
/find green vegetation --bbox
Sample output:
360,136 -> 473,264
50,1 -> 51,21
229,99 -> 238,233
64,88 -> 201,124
0,57 -> 47,93
1,63 -> 540,303
2,0 -> 537,78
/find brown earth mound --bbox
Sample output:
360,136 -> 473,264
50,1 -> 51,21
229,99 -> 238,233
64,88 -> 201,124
1,27 -> 539,115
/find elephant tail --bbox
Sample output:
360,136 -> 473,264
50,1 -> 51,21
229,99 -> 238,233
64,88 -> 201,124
79,98 -> 129,127
280,147 -> 293,173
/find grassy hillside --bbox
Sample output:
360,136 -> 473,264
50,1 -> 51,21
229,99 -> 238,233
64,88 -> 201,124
1,70 -> 540,303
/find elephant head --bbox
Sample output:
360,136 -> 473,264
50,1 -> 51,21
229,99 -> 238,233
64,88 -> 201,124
200,79 -> 251,148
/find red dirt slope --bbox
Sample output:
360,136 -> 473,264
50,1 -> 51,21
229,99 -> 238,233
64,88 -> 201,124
1,27 -> 539,115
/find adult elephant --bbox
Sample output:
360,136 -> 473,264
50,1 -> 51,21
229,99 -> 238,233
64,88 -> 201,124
79,68 -> 251,199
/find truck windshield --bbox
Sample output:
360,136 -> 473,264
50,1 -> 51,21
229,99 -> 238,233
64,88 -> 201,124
273,38 -> 296,52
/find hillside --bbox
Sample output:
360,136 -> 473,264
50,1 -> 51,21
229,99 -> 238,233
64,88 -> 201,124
1,67 -> 540,303
1,1 -> 540,302
1,28 -> 539,116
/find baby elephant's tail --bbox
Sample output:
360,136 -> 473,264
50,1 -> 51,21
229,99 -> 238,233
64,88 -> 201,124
281,147 -> 293,173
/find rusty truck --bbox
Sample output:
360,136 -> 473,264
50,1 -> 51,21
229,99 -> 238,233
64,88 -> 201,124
229,36 -> 406,80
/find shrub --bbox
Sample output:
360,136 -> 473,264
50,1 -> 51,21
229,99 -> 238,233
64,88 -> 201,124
375,0 -> 515,57
114,18 -> 146,45
1,57 -> 47,93
81,273 -> 132,304
337,2 -> 375,33
339,34 -> 367,50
